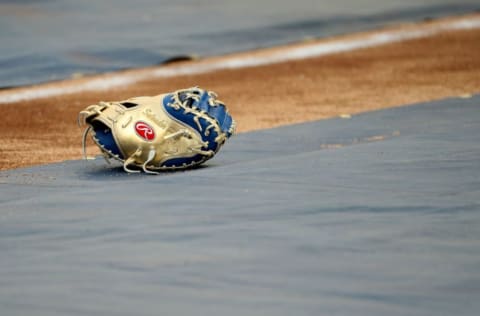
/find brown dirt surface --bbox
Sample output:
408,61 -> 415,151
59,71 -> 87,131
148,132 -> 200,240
1,15 -> 479,171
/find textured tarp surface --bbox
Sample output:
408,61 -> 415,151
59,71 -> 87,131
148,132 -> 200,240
1,96 -> 480,315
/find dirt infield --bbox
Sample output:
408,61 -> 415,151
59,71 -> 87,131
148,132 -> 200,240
1,15 -> 479,171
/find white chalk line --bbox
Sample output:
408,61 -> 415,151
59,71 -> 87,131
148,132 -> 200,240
1,16 -> 479,104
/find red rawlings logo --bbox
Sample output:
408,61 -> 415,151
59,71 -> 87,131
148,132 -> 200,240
134,121 -> 155,141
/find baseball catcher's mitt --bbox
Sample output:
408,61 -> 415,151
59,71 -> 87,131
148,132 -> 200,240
78,87 -> 235,174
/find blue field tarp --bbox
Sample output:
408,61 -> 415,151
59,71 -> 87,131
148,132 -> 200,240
1,95 -> 480,315
1,0 -> 478,88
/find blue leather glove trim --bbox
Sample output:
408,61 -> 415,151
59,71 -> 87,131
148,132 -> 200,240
91,121 -> 123,158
